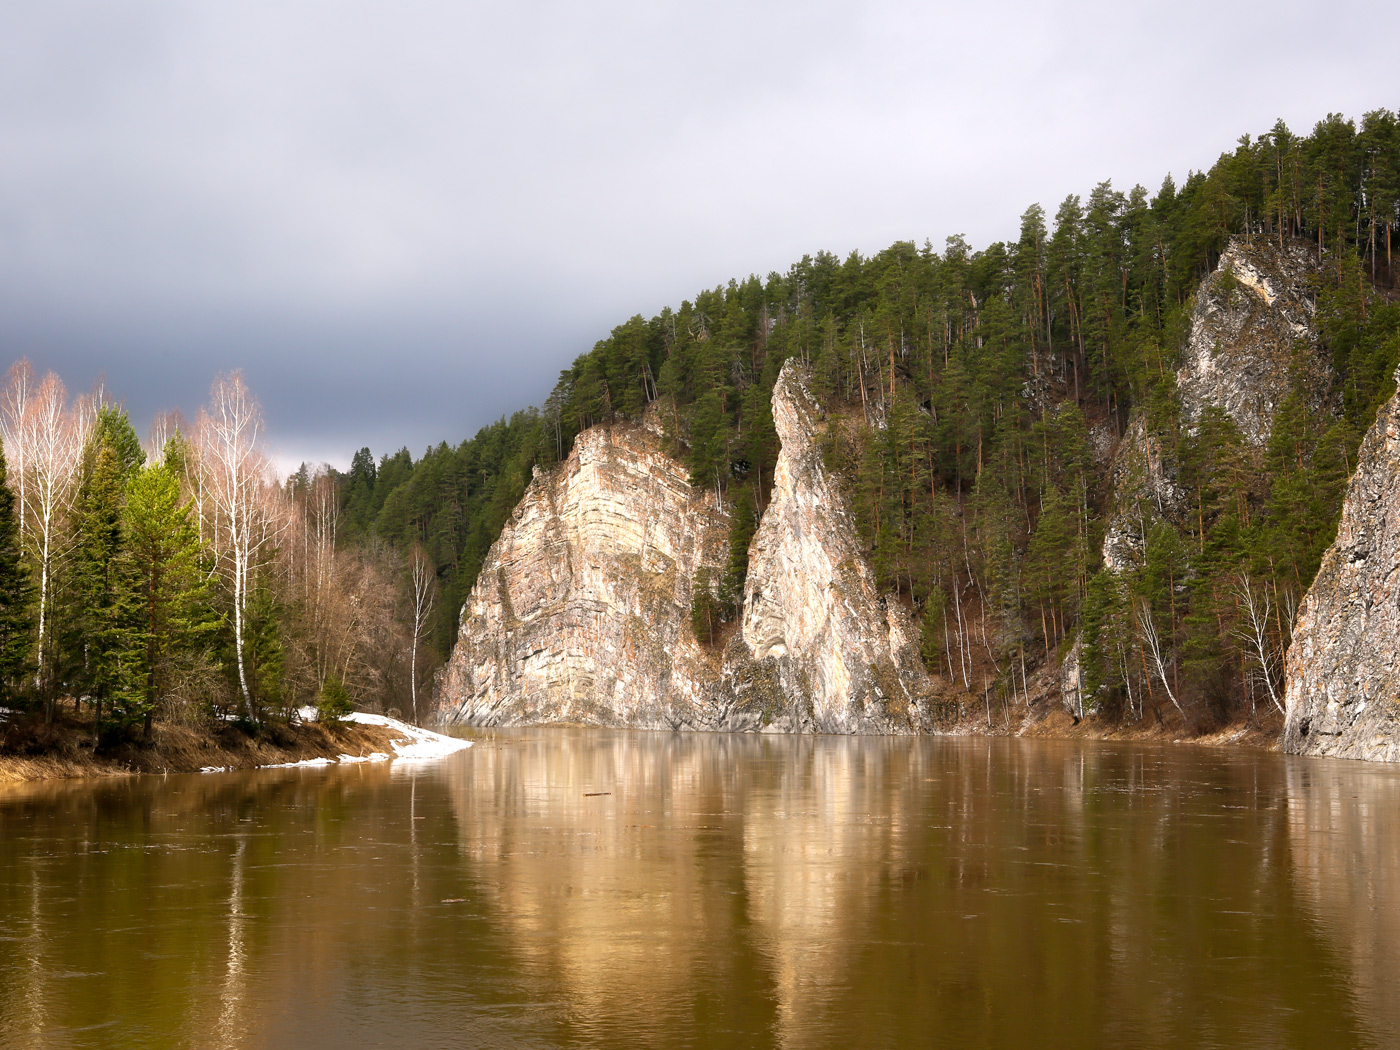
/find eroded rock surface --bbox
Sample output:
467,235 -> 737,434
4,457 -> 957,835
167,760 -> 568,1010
718,362 -> 934,733
435,419 -> 730,728
435,362 -> 935,733
1176,238 -> 1325,447
1070,238 -> 1326,713
1282,385 -> 1400,762
1102,239 -> 1325,574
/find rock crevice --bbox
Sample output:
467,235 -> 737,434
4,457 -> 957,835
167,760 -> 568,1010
435,362 -> 935,733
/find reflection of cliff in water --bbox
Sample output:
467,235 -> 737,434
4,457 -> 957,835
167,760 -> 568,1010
0,764 -> 544,1049
1287,757 -> 1400,1048
449,731 -> 1379,1050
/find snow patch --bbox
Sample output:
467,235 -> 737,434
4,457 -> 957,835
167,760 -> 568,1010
198,712 -> 470,773
343,711 -> 473,760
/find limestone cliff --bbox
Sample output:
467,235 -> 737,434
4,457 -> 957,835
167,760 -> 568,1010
435,418 -> 731,728
1067,238 -> 1326,715
1282,384 -> 1400,762
434,362 -> 935,733
1099,238 -> 1325,575
717,361 -> 934,732
1175,238 -> 1325,448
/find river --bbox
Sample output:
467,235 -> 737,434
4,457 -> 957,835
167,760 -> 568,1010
2,730 -> 1399,1049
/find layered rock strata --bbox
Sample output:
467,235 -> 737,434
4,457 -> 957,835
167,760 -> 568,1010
1282,385 -> 1400,761
1175,237 -> 1325,447
435,419 -> 731,728
435,362 -> 935,733
1100,238 -> 1325,574
718,362 -> 933,732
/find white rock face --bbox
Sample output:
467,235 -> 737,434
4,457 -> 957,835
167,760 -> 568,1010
435,419 -> 730,728
434,363 -> 937,733
719,362 -> 934,733
1282,385 -> 1400,762
1176,238 -> 1324,447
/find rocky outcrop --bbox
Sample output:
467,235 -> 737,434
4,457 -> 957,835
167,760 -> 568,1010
1068,238 -> 1326,714
1099,239 -> 1325,577
1176,238 -> 1325,447
435,362 -> 935,733
1282,384 -> 1400,761
717,362 -> 934,733
435,418 -> 731,728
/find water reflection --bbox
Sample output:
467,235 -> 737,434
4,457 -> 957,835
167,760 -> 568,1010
2,734 -> 1399,1048
1286,757 -> 1400,1050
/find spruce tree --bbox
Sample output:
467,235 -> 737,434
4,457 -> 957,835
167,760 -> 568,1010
123,463 -> 215,733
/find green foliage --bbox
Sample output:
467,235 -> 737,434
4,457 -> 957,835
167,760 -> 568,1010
316,675 -> 354,722
718,486 -> 757,612
335,107 -> 1400,725
690,566 -> 722,647
123,464 -> 217,725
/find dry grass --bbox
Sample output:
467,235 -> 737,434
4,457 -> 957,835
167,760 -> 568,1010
0,709 -> 411,783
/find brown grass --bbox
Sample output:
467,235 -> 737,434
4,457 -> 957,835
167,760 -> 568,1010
0,709 -> 414,783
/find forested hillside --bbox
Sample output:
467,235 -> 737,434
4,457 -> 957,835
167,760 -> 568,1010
2,109 -> 1397,740
360,109 -> 1400,726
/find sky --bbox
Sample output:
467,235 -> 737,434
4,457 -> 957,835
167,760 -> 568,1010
0,0 -> 1394,474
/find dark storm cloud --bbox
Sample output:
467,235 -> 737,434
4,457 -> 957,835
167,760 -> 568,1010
0,0 -> 1394,469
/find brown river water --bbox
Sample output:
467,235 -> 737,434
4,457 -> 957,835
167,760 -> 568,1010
2,729 -> 1399,1049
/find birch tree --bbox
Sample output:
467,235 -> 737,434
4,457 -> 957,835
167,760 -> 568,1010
1,368 -> 90,704
197,373 -> 284,720
1232,574 -> 1288,716
407,544 -> 435,725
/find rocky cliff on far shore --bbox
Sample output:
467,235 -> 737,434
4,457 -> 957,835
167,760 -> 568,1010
1282,383 -> 1400,762
434,362 -> 937,733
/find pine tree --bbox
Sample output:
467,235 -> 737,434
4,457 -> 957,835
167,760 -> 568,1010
68,408 -> 146,736
123,463 -> 216,733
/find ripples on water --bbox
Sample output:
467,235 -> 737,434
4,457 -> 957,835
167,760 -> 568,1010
2,731 -> 1399,1049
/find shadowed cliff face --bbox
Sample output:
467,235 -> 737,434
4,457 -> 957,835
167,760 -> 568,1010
434,362 -> 935,732
1176,238 -> 1325,448
1283,385 -> 1400,761
1065,239 -> 1327,716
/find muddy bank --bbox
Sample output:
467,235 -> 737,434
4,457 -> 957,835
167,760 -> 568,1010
0,710 -> 444,783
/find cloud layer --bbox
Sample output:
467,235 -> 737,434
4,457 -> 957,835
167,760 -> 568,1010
0,0 -> 1392,469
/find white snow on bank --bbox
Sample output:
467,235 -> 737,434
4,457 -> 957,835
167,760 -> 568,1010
342,712 -> 473,760
200,711 -> 471,773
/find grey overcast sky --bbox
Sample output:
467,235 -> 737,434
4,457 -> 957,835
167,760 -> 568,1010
0,0 -> 1393,472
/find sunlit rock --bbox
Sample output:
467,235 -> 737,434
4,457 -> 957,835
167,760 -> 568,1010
435,361 -> 935,732
435,417 -> 730,728
719,361 -> 934,733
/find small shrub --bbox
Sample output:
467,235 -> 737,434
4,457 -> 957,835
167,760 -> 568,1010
316,676 -> 354,723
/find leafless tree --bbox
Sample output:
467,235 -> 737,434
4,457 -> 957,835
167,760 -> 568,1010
147,408 -> 190,461
1,367 -> 90,701
1,360 -> 35,547
1136,599 -> 1187,723
407,544 -> 436,725
196,373 -> 286,720
1232,574 -> 1288,716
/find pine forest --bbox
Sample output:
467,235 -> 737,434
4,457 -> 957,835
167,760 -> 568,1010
1,109 -> 1398,740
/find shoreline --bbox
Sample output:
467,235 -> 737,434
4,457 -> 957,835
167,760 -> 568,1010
0,709 -> 470,784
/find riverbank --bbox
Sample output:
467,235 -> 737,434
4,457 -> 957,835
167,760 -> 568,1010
0,707 -> 469,783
